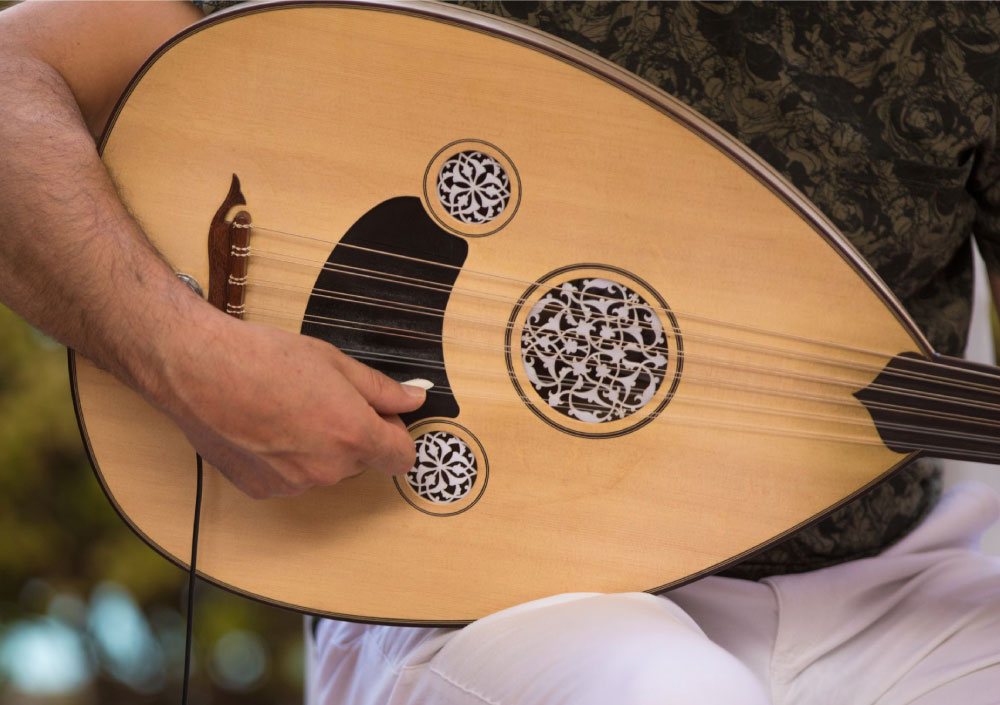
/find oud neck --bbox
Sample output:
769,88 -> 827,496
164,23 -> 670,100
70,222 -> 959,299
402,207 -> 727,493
855,352 -> 1000,465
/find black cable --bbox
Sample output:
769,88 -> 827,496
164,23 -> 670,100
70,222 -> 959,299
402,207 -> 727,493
181,452 -> 204,705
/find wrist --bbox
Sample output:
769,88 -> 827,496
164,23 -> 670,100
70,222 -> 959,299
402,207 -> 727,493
116,265 -> 227,419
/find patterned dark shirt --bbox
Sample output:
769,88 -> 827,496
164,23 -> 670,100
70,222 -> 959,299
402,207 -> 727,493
198,1 -> 1000,578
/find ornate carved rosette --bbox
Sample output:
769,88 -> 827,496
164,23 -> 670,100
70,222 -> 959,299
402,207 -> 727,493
406,431 -> 478,503
507,265 -> 683,438
437,151 -> 510,224
424,139 -> 520,237
522,277 -> 668,422
395,420 -> 489,516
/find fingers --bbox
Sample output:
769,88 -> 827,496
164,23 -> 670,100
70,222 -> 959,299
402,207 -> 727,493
328,352 -> 422,475
364,413 -> 417,477
335,352 -> 430,415
180,331 -> 427,500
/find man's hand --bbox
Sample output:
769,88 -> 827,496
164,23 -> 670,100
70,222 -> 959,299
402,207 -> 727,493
156,310 -> 427,499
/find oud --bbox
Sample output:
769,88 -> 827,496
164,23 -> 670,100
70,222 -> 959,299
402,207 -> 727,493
70,0 -> 1000,626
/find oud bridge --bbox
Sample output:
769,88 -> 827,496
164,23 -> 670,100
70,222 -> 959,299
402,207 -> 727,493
203,174 -> 254,319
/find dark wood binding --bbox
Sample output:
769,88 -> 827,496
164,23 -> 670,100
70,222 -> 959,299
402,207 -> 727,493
207,174 -> 247,312
855,352 -> 1000,463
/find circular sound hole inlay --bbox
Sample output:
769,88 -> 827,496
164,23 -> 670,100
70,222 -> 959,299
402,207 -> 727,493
437,151 -> 511,224
406,431 -> 479,503
521,278 -> 668,423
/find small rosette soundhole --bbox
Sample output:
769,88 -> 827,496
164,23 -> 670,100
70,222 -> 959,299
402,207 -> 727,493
437,151 -> 511,224
407,431 -> 478,503
395,421 -> 488,516
423,140 -> 520,237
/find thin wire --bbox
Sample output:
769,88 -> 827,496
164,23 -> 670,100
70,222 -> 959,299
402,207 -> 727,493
180,453 -> 203,705
399,383 -> 1000,462
280,306 -> 1000,418
250,284 -> 680,380
245,224 -> 902,358
247,305 -> 1000,418
236,226 -> 1000,456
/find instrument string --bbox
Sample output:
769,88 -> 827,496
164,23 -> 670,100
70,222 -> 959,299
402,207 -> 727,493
270,341 -> 1000,459
242,310 -> 1000,443
247,277 -> 1000,398
253,303 -> 859,395
245,246 -> 1000,396
416,386 -> 1000,456
244,224 -> 906,358
291,338 -> 1000,434
244,304 -> 1000,417
283,340 -> 1000,447
245,223 -> 1000,387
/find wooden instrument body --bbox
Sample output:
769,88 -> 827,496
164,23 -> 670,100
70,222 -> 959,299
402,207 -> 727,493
72,1 -> 927,625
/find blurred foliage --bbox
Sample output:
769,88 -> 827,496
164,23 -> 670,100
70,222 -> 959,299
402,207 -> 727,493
0,306 -> 305,704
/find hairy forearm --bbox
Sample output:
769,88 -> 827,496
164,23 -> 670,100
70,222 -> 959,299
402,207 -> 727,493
0,1 -> 422,497
0,53 -> 207,401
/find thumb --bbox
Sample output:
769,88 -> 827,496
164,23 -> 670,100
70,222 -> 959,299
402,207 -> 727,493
338,356 -> 430,414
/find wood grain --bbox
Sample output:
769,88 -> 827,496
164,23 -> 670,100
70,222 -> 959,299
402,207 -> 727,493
74,2 -> 926,624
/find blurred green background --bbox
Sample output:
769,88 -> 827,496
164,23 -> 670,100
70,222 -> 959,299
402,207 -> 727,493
0,305 -> 306,704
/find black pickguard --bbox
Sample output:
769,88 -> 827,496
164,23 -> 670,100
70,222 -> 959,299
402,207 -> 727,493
300,197 -> 466,424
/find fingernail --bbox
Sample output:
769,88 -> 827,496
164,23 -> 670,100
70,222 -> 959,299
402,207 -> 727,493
402,378 -> 434,394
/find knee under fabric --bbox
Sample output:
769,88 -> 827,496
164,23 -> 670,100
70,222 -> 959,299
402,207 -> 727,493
402,592 -> 770,705
310,485 -> 1000,705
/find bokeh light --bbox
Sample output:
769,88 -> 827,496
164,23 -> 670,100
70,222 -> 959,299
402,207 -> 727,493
211,629 -> 270,692
0,617 -> 93,695
87,581 -> 166,693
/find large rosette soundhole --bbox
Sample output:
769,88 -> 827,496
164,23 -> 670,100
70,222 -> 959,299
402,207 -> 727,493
522,278 -> 667,422
507,267 -> 682,438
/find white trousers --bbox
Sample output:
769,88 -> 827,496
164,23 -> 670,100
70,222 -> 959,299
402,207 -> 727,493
308,482 -> 1000,705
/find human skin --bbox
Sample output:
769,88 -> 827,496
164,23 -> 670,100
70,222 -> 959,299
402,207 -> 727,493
0,0 -> 425,499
